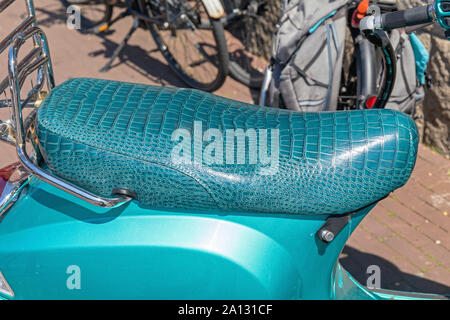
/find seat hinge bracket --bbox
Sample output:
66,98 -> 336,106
317,213 -> 351,243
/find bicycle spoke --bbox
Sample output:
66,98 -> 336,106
153,1 -> 221,85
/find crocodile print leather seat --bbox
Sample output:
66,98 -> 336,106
35,78 -> 418,215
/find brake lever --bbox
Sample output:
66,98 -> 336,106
404,21 -> 435,34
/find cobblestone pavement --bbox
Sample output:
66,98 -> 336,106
0,0 -> 449,295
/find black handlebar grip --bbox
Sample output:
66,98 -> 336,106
381,5 -> 432,30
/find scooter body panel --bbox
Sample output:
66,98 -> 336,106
0,178 -> 370,299
332,263 -> 449,300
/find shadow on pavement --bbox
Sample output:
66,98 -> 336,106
35,3 -> 67,28
41,1 -> 185,88
92,36 -> 185,88
340,245 -> 450,296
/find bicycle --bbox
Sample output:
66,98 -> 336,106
66,0 -> 230,92
259,0 -> 431,116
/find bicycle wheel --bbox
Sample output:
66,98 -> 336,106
66,0 -> 114,33
139,0 -> 229,92
224,0 -> 272,89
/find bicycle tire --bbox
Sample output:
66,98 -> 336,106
228,60 -> 265,88
138,0 -> 229,92
355,37 -> 378,109
224,0 -> 269,89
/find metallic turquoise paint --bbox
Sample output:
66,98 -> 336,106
0,177 -> 371,300
0,179 -> 447,299
332,263 -> 448,300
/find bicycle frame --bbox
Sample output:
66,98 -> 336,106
93,0 -> 227,80
104,0 -> 223,30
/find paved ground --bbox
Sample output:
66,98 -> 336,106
0,0 -> 449,295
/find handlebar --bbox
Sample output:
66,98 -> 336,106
379,5 -> 432,31
355,1 -> 449,110
361,1 -> 450,35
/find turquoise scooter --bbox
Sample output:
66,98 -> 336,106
0,0 -> 449,300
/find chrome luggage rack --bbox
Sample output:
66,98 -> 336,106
0,0 -> 131,208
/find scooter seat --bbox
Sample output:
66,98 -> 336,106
35,78 -> 418,215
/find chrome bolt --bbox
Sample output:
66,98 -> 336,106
320,230 -> 335,243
